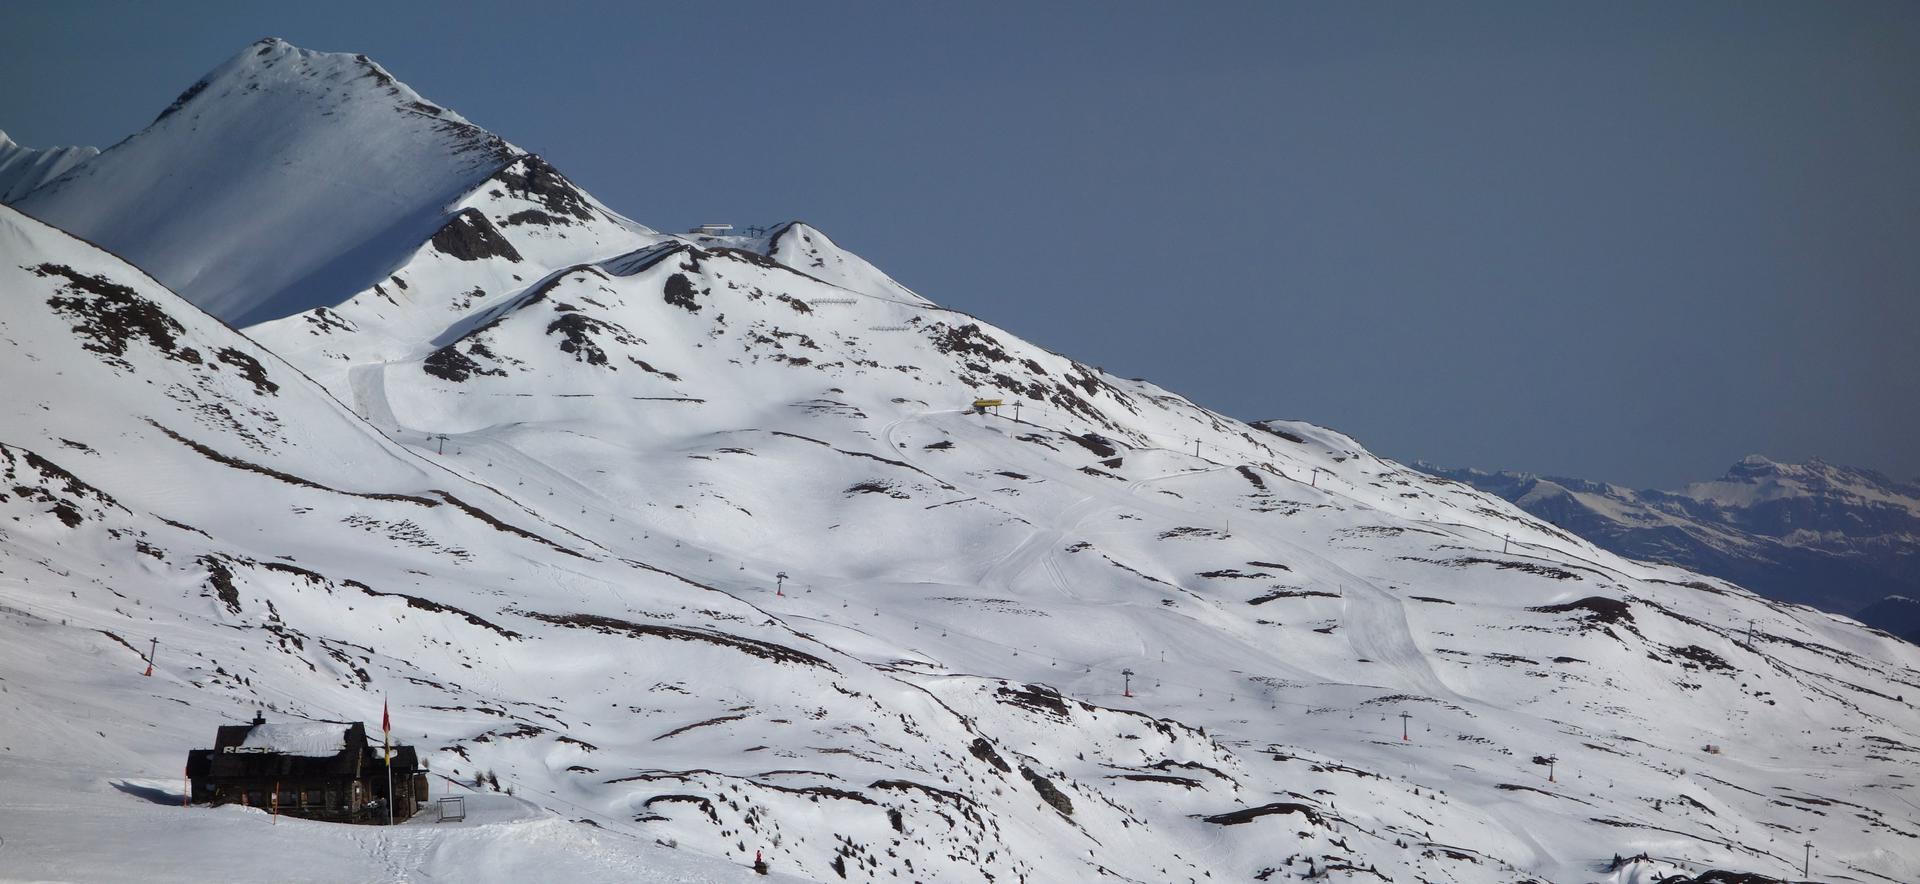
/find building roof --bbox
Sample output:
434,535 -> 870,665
238,721 -> 349,755
213,717 -> 365,756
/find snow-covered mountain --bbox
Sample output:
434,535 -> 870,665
13,38 -> 655,327
0,130 -> 97,203
4,39 -> 1918,884
1418,458 -> 1920,639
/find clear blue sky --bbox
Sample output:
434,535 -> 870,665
5,1 -> 1916,488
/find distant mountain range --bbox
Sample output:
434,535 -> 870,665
1417,456 -> 1920,642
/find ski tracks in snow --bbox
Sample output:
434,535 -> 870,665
882,411 -> 1464,701
882,414 -> 1117,604
355,821 -> 433,883
1115,456 -> 1466,703
347,362 -> 402,432
1336,577 -> 1459,702
981,492 -> 1103,602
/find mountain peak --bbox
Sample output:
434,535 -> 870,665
153,37 -> 478,133
17,39 -> 520,326
1717,454 -> 1897,492
0,130 -> 98,204
762,220 -> 935,305
1722,453 -> 1830,484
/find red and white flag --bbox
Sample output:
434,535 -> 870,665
382,696 -> 392,765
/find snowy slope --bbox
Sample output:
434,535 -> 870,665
0,129 -> 97,203
6,40 -> 1920,884
259,211 -> 1920,881
1419,458 -> 1920,631
0,203 -> 1242,882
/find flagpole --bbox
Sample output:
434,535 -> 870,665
384,696 -> 394,826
